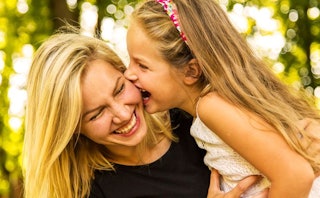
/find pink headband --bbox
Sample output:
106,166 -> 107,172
156,0 -> 187,42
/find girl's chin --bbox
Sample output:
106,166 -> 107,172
145,105 -> 166,114
144,107 -> 156,114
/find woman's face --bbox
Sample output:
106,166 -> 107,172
80,59 -> 148,150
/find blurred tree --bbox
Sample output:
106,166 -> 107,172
50,0 -> 79,30
228,0 -> 320,91
275,0 -> 320,90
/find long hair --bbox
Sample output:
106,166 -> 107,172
23,29 -> 173,197
132,0 -> 320,172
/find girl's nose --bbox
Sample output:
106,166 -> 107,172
124,67 -> 138,81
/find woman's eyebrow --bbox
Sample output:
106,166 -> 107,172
83,105 -> 103,118
112,76 -> 121,96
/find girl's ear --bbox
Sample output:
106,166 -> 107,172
183,59 -> 202,85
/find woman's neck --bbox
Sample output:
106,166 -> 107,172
106,134 -> 171,166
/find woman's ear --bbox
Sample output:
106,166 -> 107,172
183,59 -> 202,85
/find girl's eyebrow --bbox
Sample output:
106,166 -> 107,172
83,76 -> 121,117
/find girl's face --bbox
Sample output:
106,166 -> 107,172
125,22 -> 186,114
80,59 -> 148,150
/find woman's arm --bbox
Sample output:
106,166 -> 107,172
207,170 -> 263,198
198,92 -> 314,198
297,118 -> 320,173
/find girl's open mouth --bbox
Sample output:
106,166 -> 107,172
141,89 -> 151,100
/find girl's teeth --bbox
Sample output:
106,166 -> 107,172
115,115 -> 136,134
141,89 -> 150,99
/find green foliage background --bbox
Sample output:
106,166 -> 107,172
0,0 -> 319,197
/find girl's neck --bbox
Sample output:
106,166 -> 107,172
178,86 -> 202,117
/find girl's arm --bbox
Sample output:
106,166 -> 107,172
198,92 -> 314,198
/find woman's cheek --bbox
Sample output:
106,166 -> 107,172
127,83 -> 143,102
81,117 -> 110,136
81,121 -> 112,142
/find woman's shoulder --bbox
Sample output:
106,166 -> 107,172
169,108 -> 193,133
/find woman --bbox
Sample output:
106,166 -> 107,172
23,30 -> 173,197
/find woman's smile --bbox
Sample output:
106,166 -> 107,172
114,113 -> 140,136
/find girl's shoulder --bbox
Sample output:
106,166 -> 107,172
198,91 -> 221,103
197,92 -> 250,127
197,92 -> 233,115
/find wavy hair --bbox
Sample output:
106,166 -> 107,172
132,0 -> 320,172
23,28 -> 173,197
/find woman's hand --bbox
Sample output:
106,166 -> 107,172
297,118 -> 320,174
207,170 -> 263,198
297,118 -> 320,155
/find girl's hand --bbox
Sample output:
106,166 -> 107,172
207,170 -> 264,198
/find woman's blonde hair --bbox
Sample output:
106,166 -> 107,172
132,0 -> 320,172
23,28 -> 173,198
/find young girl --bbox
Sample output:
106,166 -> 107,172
124,0 -> 320,197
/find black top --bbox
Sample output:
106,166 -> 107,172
89,109 -> 210,198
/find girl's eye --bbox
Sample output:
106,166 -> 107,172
139,64 -> 148,70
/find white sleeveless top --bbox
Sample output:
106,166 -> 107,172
309,176 -> 320,197
190,116 -> 270,197
190,115 -> 320,197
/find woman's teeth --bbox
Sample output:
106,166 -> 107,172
114,114 -> 136,134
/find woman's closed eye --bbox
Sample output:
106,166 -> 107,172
89,108 -> 105,121
115,82 -> 125,95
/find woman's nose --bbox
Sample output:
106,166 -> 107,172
111,105 -> 132,124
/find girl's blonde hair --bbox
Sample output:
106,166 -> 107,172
23,28 -> 173,198
132,0 -> 320,172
